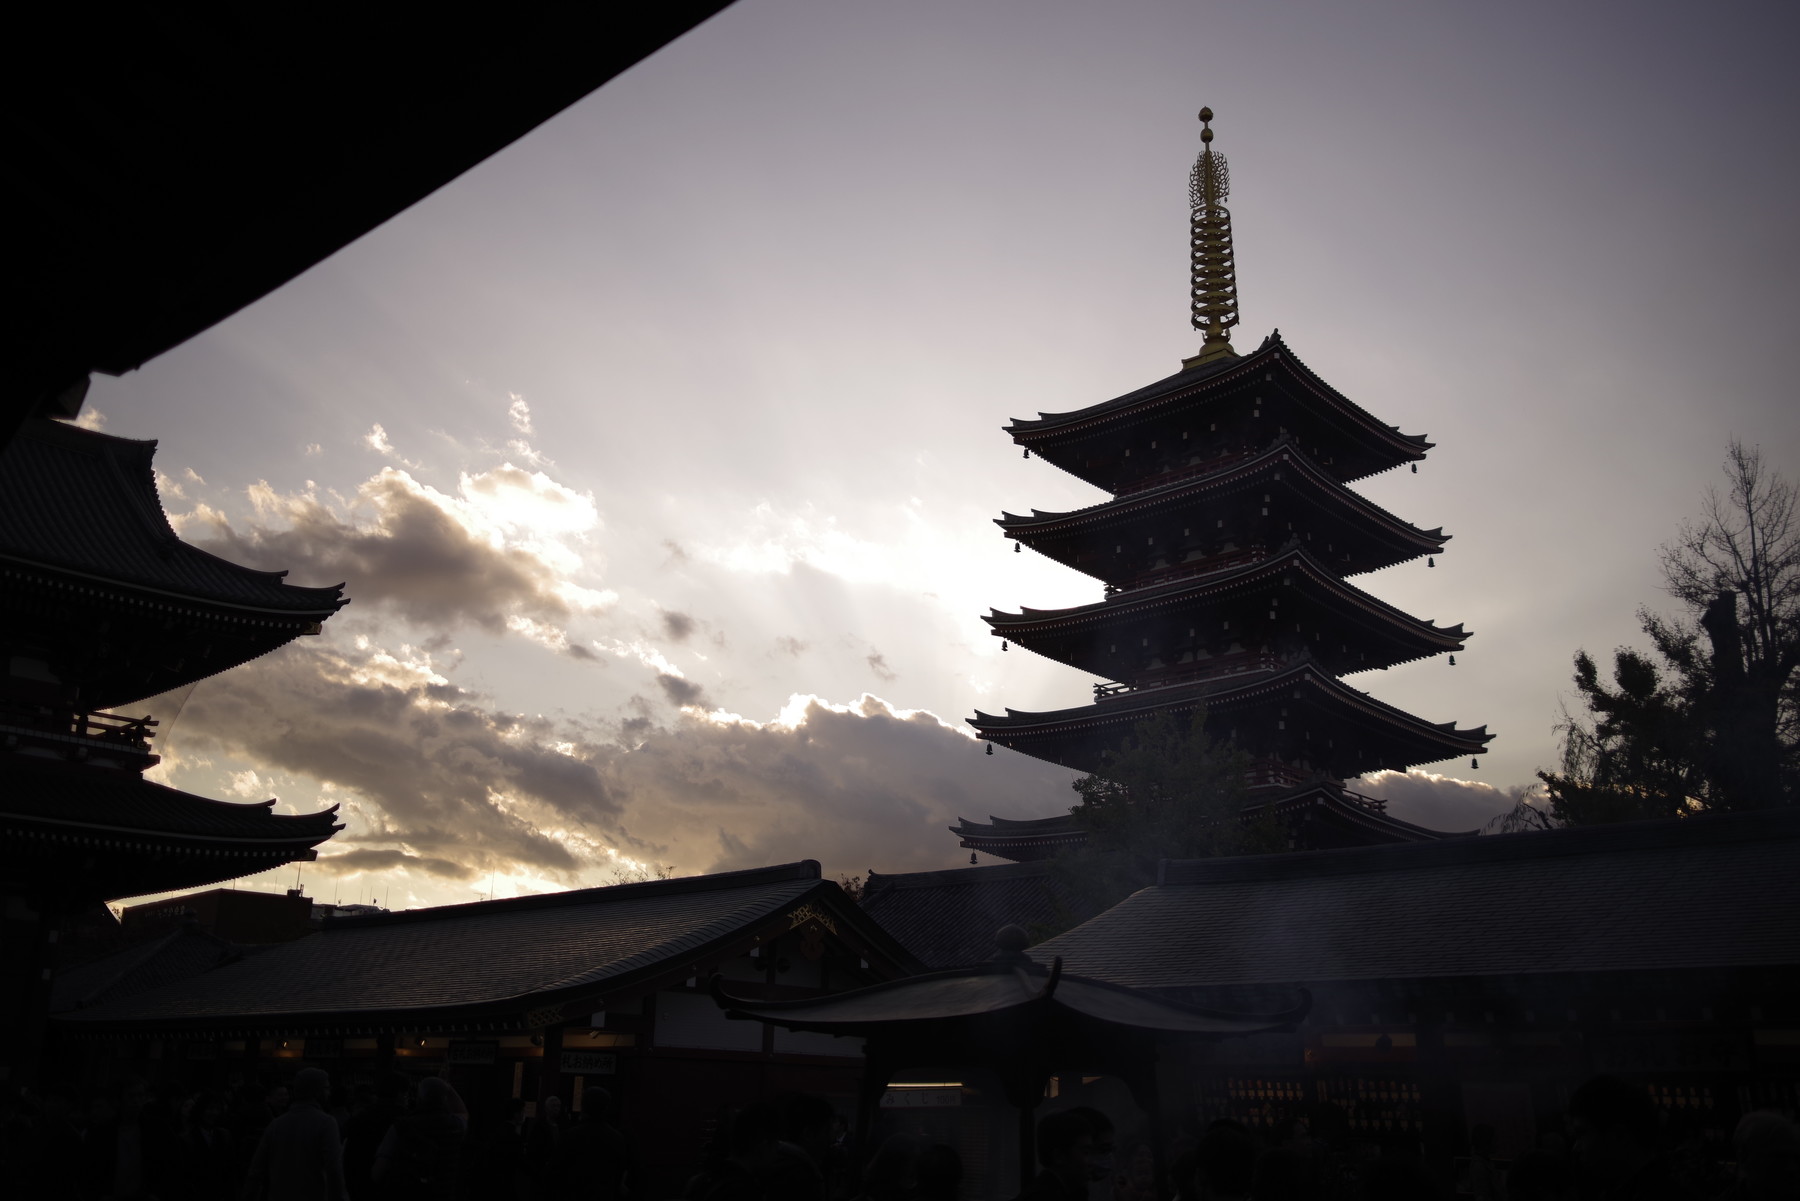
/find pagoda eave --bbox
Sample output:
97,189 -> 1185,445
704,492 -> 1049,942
970,663 -> 1490,777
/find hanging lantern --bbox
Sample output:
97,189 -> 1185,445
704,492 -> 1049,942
1001,641 -> 1008,652
1023,448 -> 1030,459
1411,463 -> 1418,474
985,744 -> 994,756
969,853 -> 978,864
1014,542 -> 1021,553
1470,758 -> 1479,769
1448,654 -> 1456,666
1427,557 -> 1435,568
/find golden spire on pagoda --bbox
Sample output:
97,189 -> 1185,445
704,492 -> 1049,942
1183,107 -> 1240,369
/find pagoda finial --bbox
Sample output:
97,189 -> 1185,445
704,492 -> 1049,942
1184,107 -> 1240,369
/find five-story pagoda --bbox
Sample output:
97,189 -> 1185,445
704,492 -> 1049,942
962,111 -> 1491,860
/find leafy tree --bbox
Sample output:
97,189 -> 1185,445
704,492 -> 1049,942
1042,710 -> 1283,930
1530,442 -> 1798,826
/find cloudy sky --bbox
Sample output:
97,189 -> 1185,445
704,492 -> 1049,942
89,0 -> 1800,909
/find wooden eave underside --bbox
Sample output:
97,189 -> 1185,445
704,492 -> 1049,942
1005,335 -> 1431,490
986,548 -> 1466,665
997,441 -> 1445,560
970,662 -> 1489,765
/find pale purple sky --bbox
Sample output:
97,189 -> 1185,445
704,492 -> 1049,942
88,0 -> 1800,908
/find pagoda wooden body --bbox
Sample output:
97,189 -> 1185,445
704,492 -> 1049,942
967,333 -> 1489,857
1,419 -> 346,1089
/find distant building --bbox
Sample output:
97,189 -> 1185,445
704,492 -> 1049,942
965,110 -> 1488,861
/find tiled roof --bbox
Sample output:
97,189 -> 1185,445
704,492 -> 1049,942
1029,808 -> 1800,989
863,861 -> 1103,968
59,862 -> 909,1029
3,758 -> 341,844
0,420 -> 345,615
52,924 -> 243,1013
1004,332 -> 1430,455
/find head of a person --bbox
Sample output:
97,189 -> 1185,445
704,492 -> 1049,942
1193,1124 -> 1256,1200
1733,1110 -> 1800,1198
118,1077 -> 149,1120
1037,1109 -> 1096,1181
861,1133 -> 925,1201
914,1143 -> 963,1201
1505,1148 -> 1578,1201
542,1094 -> 562,1121
264,1082 -> 289,1113
780,1092 -> 834,1160
291,1069 -> 330,1106
1067,1106 -> 1116,1181
1568,1076 -> 1659,1181
413,1076 -> 454,1115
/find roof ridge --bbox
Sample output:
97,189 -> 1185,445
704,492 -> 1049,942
323,860 -> 823,929
1159,807 -> 1800,885
865,860 -> 1053,891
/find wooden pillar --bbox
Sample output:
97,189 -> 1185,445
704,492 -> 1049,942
538,1025 -> 564,1110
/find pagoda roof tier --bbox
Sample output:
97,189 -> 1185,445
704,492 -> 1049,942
950,780 -> 1471,864
984,546 -> 1468,681
998,440 -> 1446,586
969,661 -> 1489,778
1,420 -> 347,708
0,758 -> 341,903
1006,333 -> 1430,493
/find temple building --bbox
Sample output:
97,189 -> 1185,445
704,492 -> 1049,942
1,416 -> 347,1089
964,111 -> 1490,861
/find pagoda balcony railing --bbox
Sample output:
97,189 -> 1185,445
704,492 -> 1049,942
0,700 -> 158,754
1114,442 -> 1265,499
1104,545 -> 1273,597
1092,653 -> 1283,700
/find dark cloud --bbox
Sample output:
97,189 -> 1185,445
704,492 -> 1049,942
607,695 -> 1079,877
190,469 -> 580,632
164,642 -> 1080,885
774,636 -> 808,657
1351,770 -> 1530,833
169,640 -> 614,878
660,540 -> 690,566
866,650 -> 896,683
661,611 -> 697,642
318,848 -> 473,880
567,643 -> 598,661
655,673 -> 709,708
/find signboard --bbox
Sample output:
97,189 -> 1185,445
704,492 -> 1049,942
559,1051 -> 616,1075
447,1041 -> 499,1065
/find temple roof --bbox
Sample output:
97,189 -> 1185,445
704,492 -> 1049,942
984,546 -> 1468,674
996,438 -> 1447,576
1028,808 -> 1800,990
56,862 -> 919,1033
0,420 -> 345,616
1004,333 -> 1430,490
713,948 -> 1303,1039
2,757 -> 341,901
971,660 -> 1490,775
863,861 -> 1093,968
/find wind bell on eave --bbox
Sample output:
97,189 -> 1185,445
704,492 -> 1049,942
1183,107 -> 1240,369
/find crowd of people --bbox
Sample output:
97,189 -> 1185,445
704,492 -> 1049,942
1,1070 -> 1793,1200
0,1068 -> 630,1200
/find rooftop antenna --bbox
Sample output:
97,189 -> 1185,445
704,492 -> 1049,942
1183,107 -> 1241,369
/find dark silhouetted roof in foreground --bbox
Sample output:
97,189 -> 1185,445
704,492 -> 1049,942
10,4 -> 734,433
59,862 -> 914,1032
5,757 -> 341,844
863,861 -> 1101,968
0,420 -> 345,614
1030,808 -> 1800,989
716,953 -> 1302,1038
